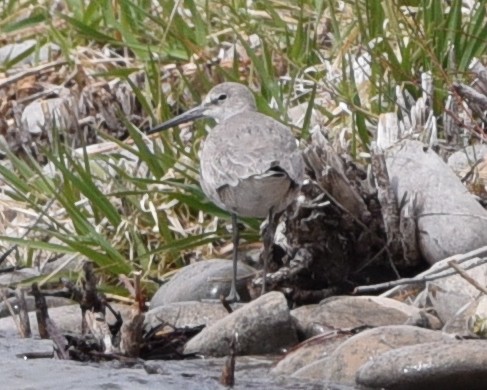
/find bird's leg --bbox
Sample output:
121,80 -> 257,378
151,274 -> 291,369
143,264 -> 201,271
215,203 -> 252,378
262,208 -> 278,295
226,213 -> 240,302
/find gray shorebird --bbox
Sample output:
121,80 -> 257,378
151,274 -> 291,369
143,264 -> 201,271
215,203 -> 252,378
148,82 -> 304,301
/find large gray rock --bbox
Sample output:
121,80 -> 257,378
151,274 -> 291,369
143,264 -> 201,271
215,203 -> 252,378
321,325 -> 454,386
145,301 -> 231,331
0,303 -> 133,338
356,340 -> 487,390
292,357 -> 331,379
150,259 -> 256,307
291,296 -> 439,338
271,333 -> 347,376
386,140 -> 487,264
184,292 -> 297,357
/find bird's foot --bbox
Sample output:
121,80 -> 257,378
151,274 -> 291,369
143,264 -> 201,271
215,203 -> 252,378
225,286 -> 240,303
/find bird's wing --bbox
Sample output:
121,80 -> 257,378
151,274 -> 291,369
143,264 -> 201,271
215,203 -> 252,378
200,111 -> 304,192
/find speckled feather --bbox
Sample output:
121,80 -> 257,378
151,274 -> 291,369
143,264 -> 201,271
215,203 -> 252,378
200,110 -> 304,217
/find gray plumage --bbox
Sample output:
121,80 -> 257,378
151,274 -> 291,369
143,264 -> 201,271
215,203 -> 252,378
148,82 -> 304,301
200,104 -> 303,217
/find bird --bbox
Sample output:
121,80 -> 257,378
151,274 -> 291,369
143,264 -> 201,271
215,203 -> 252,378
147,82 -> 304,302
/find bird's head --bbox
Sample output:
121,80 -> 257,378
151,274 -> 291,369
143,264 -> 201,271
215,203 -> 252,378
147,82 -> 257,134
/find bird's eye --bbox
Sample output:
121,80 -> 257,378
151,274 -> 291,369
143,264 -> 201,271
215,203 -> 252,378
217,94 -> 227,101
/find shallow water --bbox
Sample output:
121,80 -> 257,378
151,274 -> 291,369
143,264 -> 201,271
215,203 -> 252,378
0,337 -> 351,390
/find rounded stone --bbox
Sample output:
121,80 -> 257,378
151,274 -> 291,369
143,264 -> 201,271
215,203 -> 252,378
321,325 -> 454,385
183,291 -> 298,357
271,332 -> 348,377
150,259 -> 256,307
291,296 -> 439,339
144,301 -> 231,331
356,340 -> 487,390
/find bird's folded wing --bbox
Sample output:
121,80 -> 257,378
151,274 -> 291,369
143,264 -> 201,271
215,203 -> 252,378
200,112 -> 304,191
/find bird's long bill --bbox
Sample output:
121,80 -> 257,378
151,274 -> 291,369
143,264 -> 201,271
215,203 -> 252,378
147,105 -> 207,135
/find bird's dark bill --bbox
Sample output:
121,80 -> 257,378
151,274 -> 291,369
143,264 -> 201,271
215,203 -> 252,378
147,105 -> 207,134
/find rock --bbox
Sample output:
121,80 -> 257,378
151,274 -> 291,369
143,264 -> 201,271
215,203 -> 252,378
22,96 -> 77,135
150,259 -> 256,307
448,145 -> 487,198
422,257 -> 487,324
292,357 -> 331,379
444,294 -> 487,335
144,301 -> 231,331
0,303 -> 133,338
0,296 -> 74,318
381,246 -> 487,310
0,40 -> 60,66
356,340 -> 487,390
271,332 -> 348,376
321,325 -> 454,386
448,144 -> 487,174
291,296 -> 439,338
183,292 -> 297,357
41,255 -> 83,274
385,140 -> 487,264
290,304 -> 320,338
0,268 -> 40,286
0,337 -> 53,358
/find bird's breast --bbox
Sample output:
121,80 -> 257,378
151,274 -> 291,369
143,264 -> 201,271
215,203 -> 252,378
198,111 -> 304,217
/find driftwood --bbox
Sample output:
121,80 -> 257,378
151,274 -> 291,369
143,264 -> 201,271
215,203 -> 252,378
376,245 -> 487,298
447,259 -> 487,295
119,271 -> 145,357
85,310 -> 115,354
219,333 -> 237,387
371,146 -> 416,269
80,261 -> 105,334
15,287 -> 31,338
119,313 -> 145,357
32,283 -> 49,339
303,130 -> 371,225
274,129 -> 390,301
452,82 -> 487,117
31,282 -> 69,359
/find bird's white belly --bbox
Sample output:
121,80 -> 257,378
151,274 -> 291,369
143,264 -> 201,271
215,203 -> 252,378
201,172 -> 296,218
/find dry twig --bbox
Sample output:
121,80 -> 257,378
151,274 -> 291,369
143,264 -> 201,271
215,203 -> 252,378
447,260 -> 487,295
355,254 -> 487,294
15,287 -> 31,338
220,332 -> 238,387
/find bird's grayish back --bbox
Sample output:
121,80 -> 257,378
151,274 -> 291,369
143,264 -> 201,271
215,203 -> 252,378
200,110 -> 304,217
